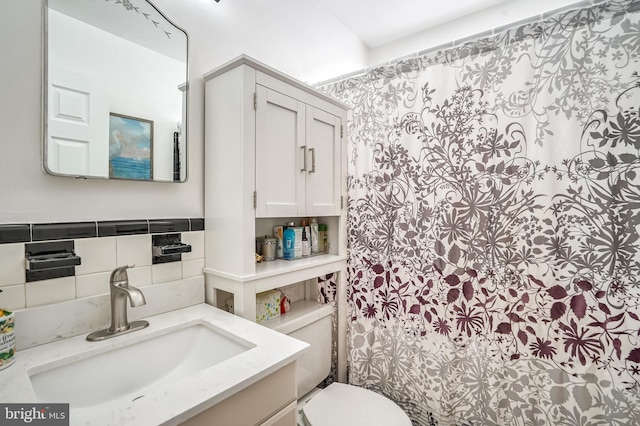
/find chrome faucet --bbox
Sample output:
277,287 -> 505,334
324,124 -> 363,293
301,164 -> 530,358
87,265 -> 149,341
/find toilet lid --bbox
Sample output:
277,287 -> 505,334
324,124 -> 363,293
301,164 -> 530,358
302,383 -> 412,426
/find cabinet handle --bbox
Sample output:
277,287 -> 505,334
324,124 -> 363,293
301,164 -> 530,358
309,148 -> 316,173
300,145 -> 307,172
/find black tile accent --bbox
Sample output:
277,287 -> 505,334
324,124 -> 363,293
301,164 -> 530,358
98,220 -> 149,237
25,241 -> 81,271
32,222 -> 97,241
0,218 -> 199,243
149,219 -> 190,234
0,224 -> 31,244
25,240 -> 79,282
152,233 -> 191,264
26,267 -> 76,283
153,253 -> 182,264
190,218 -> 205,231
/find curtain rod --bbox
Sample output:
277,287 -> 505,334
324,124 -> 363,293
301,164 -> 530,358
315,0 -> 603,87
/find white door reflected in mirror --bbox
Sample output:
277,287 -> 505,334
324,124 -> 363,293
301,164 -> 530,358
44,0 -> 189,182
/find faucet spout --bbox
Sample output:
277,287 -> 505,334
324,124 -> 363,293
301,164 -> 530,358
86,265 -> 149,341
108,265 -> 147,333
115,282 -> 146,308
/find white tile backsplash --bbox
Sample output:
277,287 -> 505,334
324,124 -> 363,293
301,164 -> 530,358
127,266 -> 152,287
75,271 -> 111,298
15,276 -> 205,350
0,243 -> 26,286
26,276 -> 76,307
152,262 -> 182,284
116,234 -> 152,267
0,228 -> 202,309
75,237 -> 117,275
182,258 -> 204,279
181,231 -> 204,261
0,284 -> 26,310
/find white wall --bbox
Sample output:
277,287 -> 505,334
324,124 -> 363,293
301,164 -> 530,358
154,0 -> 369,85
0,0 -> 367,224
0,0 -> 592,224
0,1 -> 200,223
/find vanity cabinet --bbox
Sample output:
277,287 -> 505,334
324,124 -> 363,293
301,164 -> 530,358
180,361 -> 297,426
203,55 -> 348,383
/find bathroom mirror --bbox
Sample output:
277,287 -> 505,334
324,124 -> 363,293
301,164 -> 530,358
43,0 -> 188,182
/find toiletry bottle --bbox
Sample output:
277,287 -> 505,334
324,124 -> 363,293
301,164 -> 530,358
0,290 -> 15,371
302,226 -> 310,257
318,223 -> 328,253
273,225 -> 284,258
293,226 -> 303,258
303,219 -> 311,255
283,222 -> 296,260
310,217 -> 319,255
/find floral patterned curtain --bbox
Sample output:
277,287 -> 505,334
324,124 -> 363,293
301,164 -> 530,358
320,1 -> 640,425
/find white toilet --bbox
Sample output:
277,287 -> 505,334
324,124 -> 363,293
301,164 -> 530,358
270,303 -> 412,426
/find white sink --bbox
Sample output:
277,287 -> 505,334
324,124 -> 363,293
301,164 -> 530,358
28,322 -> 254,408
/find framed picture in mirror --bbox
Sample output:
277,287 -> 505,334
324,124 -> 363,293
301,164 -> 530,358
108,113 -> 154,180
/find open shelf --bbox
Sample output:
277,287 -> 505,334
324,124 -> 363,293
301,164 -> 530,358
262,300 -> 334,335
204,254 -> 346,294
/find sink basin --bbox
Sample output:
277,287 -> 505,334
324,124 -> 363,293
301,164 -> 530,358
28,322 -> 254,408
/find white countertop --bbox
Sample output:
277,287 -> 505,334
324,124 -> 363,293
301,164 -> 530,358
0,304 -> 309,426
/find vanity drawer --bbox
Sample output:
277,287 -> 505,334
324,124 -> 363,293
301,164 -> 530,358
259,401 -> 296,426
180,361 -> 297,426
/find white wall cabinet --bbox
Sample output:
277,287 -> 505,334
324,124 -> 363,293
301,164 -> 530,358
203,55 -> 348,383
255,85 -> 342,217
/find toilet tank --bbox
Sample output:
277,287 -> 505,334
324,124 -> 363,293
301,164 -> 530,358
269,302 -> 333,398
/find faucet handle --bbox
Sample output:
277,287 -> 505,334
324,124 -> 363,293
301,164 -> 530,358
110,264 -> 135,284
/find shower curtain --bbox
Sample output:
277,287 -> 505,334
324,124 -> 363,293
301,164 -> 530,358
320,1 -> 640,424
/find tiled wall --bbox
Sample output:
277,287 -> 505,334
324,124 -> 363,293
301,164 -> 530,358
0,219 -> 205,310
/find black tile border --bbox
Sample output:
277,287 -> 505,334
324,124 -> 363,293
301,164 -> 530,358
149,219 -> 190,234
190,218 -> 205,231
98,220 -> 149,237
0,224 -> 31,244
32,222 -> 97,241
0,218 -> 204,244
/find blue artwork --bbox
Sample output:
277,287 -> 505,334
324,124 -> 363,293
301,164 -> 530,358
109,113 -> 153,180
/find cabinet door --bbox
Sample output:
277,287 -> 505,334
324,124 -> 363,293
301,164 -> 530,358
255,85 -> 306,217
305,106 -> 342,216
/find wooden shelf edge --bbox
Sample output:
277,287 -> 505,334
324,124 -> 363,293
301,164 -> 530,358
204,254 -> 346,284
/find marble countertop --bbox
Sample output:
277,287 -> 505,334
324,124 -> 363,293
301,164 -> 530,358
0,303 -> 309,425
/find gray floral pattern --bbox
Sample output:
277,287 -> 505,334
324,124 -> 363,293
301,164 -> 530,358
320,1 -> 640,425
318,273 -> 339,386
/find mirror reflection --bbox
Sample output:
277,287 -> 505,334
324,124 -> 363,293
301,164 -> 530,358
44,0 -> 188,182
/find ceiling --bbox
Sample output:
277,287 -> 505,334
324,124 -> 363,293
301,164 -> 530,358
310,0 -> 513,48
